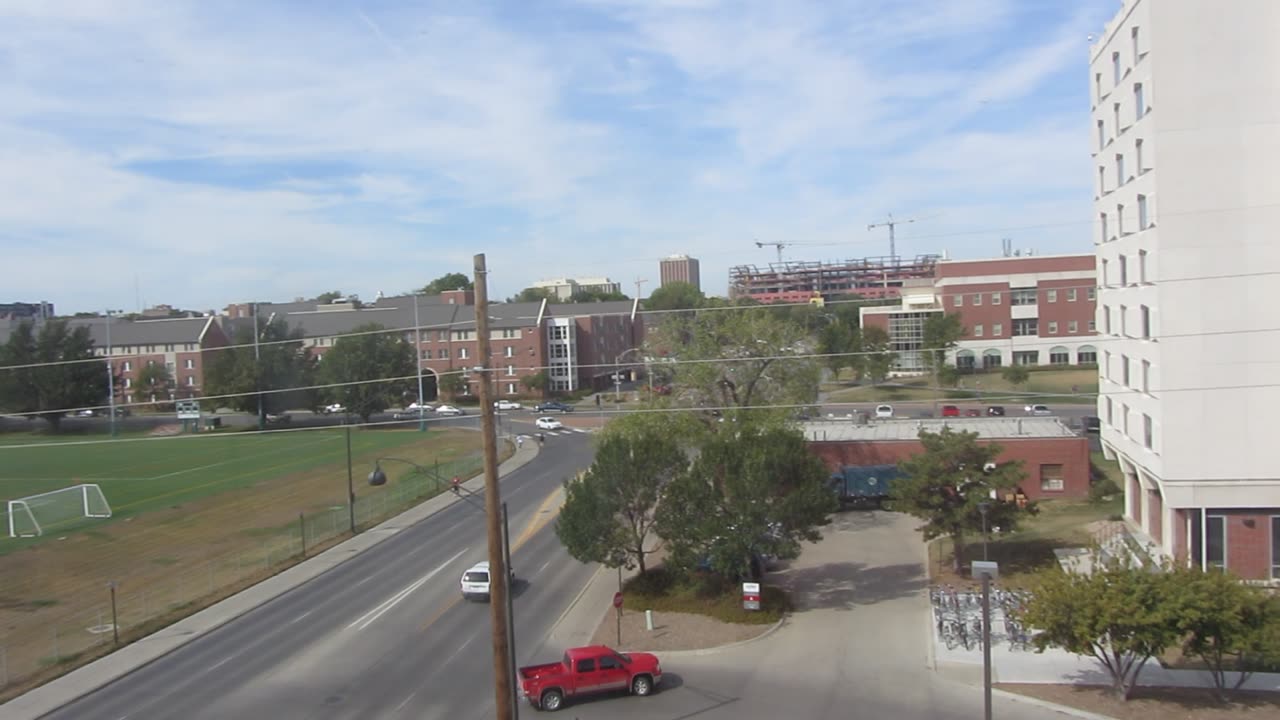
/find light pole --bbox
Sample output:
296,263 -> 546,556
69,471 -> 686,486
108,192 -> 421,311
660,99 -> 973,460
104,310 -> 121,438
614,347 -> 643,409
977,501 -> 991,562
346,412 -> 356,534
414,293 -> 427,432
253,303 -> 265,431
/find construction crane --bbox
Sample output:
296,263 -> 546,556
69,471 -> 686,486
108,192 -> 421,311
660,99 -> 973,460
867,214 -> 918,260
754,240 -> 789,263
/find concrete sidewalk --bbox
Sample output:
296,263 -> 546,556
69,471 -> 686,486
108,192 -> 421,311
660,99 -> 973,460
1,440 -> 541,720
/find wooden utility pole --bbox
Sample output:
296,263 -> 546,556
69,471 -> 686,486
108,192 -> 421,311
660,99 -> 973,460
473,253 -> 516,720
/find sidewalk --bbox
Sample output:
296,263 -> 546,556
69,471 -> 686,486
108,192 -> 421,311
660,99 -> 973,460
1,440 -> 541,720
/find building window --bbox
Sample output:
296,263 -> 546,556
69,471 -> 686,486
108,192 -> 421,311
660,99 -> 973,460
1068,320 -> 1078,333
1098,166 -> 1106,196
147,345 -> 156,353
1079,345 -> 1096,365
991,323 -> 1002,337
185,376 -> 195,387
953,294 -> 962,307
422,349 -> 432,360
1047,289 -> 1058,303
440,348 -> 449,359
1113,102 -> 1121,134
1135,138 -> 1144,173
1013,351 -> 1038,366
972,293 -> 982,306
1102,259 -> 1109,286
1088,319 -> 1097,332
505,346 -> 514,358
1121,403 -> 1130,436
506,365 -> 515,376
1271,517 -> 1280,580
982,351 -> 1002,369
1134,83 -> 1145,118
1138,250 -> 1148,283
1067,288 -> 1078,302
123,360 -> 132,372
1103,351 -> 1111,380
459,348 -> 469,360
124,378 -> 132,389
1010,289 -> 1037,306
1140,305 -> 1151,338
1116,204 -> 1125,235
1115,153 -> 1125,185
1103,305 -> 1111,334
973,324 -> 984,338
1119,255 -> 1128,285
1040,464 -> 1065,492
1119,305 -> 1128,335
1142,359 -> 1151,393
1122,355 -> 1131,386
184,359 -> 195,369
1049,348 -> 1069,364
1105,396 -> 1113,424
1095,72 -> 1102,103
1012,318 -> 1038,337
1047,321 -> 1058,334
1097,120 -> 1105,151
1142,414 -> 1154,450
991,292 -> 1002,305
1112,51 -> 1121,85
1138,194 -> 1149,230
1206,515 -> 1226,570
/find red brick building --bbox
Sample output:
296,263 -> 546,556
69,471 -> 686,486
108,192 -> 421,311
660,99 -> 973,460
80,316 -> 230,407
805,417 -> 1090,500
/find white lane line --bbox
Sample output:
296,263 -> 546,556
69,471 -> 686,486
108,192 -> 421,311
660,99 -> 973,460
443,636 -> 474,665
289,610 -> 314,625
538,561 -> 551,574
395,690 -> 419,714
347,548 -> 468,632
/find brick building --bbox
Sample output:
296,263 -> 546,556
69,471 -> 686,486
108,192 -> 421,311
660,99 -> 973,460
860,254 -> 1098,373
79,316 -> 229,406
659,254 -> 701,291
805,417 -> 1090,501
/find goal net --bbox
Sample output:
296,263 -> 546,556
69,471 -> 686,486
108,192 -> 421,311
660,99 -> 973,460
7,484 -> 112,538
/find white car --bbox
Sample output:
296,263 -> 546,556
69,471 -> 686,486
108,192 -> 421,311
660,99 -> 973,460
406,401 -> 431,411
1025,404 -> 1053,416
874,404 -> 894,419
322,403 -> 345,415
435,405 -> 464,416
494,400 -> 523,411
535,416 -> 563,430
460,561 -> 514,602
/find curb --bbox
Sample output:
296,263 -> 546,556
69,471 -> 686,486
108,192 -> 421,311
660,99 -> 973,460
992,688 -> 1119,720
2,439 -> 539,720
638,615 -> 789,658
545,564 -> 605,640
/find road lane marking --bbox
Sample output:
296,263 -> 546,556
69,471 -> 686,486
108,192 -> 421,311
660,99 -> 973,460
444,636 -> 474,664
419,596 -> 463,632
395,690 -> 418,714
348,548 -> 467,631
289,610 -> 314,625
538,560 -> 551,574
510,486 -> 565,553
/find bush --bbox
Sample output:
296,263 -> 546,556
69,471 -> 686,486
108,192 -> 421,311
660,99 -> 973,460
621,566 -> 789,625
1089,461 -> 1122,503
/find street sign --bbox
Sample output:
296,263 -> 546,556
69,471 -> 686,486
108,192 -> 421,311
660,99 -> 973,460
972,560 -> 999,580
612,592 -> 624,609
176,400 -> 201,420
742,582 -> 761,611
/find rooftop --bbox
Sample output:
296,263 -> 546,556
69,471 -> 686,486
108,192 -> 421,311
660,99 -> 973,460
802,416 -> 1079,443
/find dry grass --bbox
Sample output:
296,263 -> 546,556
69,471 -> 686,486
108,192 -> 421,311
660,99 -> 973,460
1000,683 -> 1280,720
826,368 -> 1099,406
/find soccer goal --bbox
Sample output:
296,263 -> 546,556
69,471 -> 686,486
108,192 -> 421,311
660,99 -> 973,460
6,484 -> 112,538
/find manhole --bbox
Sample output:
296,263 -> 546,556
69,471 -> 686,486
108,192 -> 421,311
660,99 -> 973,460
87,623 -> 116,635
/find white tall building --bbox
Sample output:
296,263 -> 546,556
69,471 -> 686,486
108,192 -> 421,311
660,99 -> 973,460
531,277 -> 622,301
1092,0 -> 1280,581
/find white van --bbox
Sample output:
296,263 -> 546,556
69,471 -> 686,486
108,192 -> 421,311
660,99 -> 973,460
875,404 -> 894,419
460,561 -> 515,602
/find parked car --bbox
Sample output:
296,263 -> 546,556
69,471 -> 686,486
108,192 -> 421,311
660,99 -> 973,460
435,405 -> 464,416
520,645 -> 662,712
405,401 -> 431,411
964,408 -> 982,417
1024,404 -> 1052,416
534,400 -> 574,413
460,561 -> 514,602
495,399 -> 523,411
874,404 -> 894,419
321,403 -> 345,415
535,416 -> 563,430
940,405 -> 960,417
986,406 -> 1006,417
1083,416 -> 1101,433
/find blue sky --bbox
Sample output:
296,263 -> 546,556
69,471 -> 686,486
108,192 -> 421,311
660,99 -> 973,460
0,0 -> 1119,313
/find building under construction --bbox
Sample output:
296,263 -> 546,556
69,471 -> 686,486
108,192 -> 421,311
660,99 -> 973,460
728,254 -> 941,304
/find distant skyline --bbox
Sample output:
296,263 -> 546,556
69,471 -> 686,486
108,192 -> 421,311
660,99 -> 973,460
1,0 -> 1118,314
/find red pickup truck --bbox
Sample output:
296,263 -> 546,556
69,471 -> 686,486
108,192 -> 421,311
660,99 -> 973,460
519,645 -> 662,712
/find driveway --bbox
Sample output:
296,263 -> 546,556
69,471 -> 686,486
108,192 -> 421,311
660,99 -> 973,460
558,511 -> 1084,720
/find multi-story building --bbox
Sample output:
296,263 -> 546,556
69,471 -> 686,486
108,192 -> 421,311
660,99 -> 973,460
531,277 -> 622,301
0,301 -> 55,320
1092,0 -> 1280,581
729,254 -> 940,304
860,254 -> 1098,373
80,316 -> 229,406
659,254 -> 701,291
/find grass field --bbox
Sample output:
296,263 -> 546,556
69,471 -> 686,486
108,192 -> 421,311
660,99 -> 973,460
825,367 -> 1099,405
0,424 -> 491,696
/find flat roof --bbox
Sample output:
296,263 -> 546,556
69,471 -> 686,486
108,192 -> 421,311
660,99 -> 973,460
803,417 -> 1079,442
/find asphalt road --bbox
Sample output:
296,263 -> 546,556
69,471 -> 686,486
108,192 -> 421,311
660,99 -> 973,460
43,432 -> 599,720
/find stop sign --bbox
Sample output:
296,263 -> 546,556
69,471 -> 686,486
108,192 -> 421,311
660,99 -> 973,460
612,591 -> 624,609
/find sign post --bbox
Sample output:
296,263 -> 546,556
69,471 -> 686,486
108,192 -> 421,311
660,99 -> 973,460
742,582 -> 761,611
972,561 -> 999,720
613,591 -> 624,645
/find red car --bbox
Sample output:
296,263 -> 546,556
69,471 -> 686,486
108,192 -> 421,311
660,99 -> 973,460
964,408 -> 982,417
520,645 -> 662,712
941,405 -> 960,417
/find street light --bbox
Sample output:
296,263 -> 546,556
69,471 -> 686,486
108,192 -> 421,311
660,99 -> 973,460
614,347 -> 644,408
413,293 -> 427,432
104,310 -> 122,438
977,501 -> 991,562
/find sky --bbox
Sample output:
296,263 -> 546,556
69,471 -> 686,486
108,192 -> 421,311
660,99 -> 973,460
0,0 -> 1121,314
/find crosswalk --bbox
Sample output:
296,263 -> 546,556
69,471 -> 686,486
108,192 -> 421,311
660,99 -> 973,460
513,427 -> 595,438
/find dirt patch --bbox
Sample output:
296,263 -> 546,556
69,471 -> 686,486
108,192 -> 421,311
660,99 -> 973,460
589,607 -> 774,652
0,428 -> 491,696
999,683 -> 1280,720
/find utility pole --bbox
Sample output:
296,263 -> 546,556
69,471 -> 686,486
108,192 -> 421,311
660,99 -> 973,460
474,253 -> 516,720
104,310 -> 120,438
633,277 -> 648,300
253,303 -> 265,431
413,293 -> 426,432
867,213 -> 918,260
754,240 -> 788,264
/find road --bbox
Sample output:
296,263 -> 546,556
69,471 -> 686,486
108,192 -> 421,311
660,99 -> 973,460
43,431 -> 598,720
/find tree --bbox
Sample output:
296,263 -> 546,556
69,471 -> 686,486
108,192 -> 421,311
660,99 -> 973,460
644,282 -> 705,312
438,371 -> 465,399
921,312 -> 966,371
657,423 -> 836,581
648,307 -> 820,422
0,319 -> 111,431
857,325 -> 894,383
1019,556 -> 1182,700
318,323 -> 415,422
135,362 -> 175,403
204,317 -> 317,420
889,427 -> 1031,569
1000,364 -> 1030,390
816,320 -> 856,378
316,290 -> 345,304
508,287 -> 554,304
555,430 -> 685,575
419,272 -> 472,295
1168,565 -> 1280,700
520,370 -> 549,396
569,288 -> 630,303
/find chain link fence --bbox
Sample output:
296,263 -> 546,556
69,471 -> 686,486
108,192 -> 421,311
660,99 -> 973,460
0,454 -> 482,694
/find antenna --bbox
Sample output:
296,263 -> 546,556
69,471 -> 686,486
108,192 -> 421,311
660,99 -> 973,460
754,239 -> 789,263
866,213 -> 919,260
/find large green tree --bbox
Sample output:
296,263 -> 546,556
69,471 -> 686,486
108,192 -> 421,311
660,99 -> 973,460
921,312 -> 966,371
889,427 -> 1031,569
135,361 -> 175,403
555,429 -> 686,575
419,273 -> 473,295
858,325 -> 894,383
569,288 -> 630,303
1000,364 -> 1030,389
0,319 -> 111,430
644,282 -> 705,312
204,317 -> 317,422
648,306 -> 820,423
317,323 -> 415,422
657,423 -> 836,581
1019,556 -> 1182,700
507,287 -> 554,304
